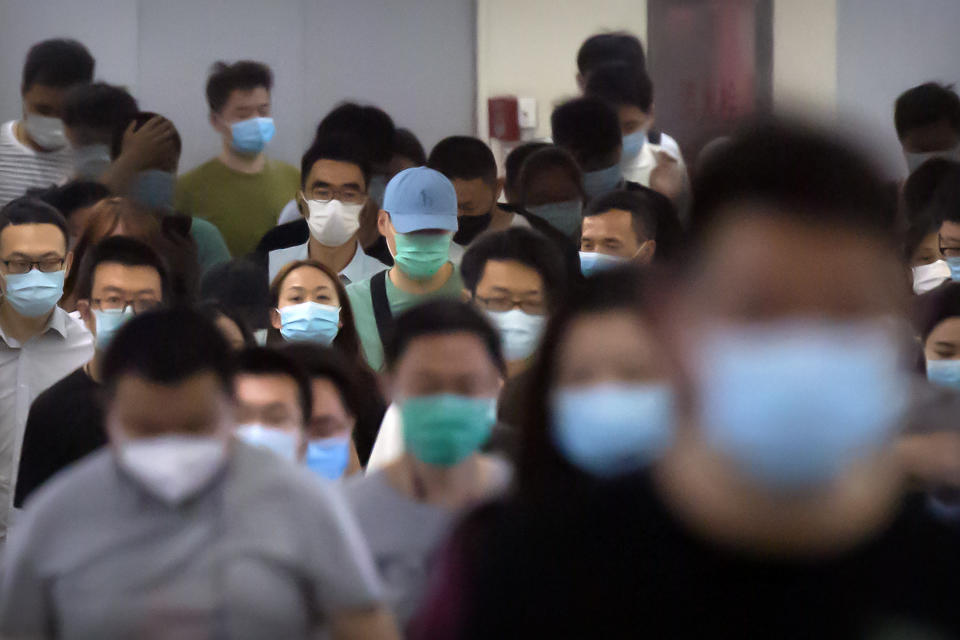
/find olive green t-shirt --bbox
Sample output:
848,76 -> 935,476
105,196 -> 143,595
175,157 -> 299,257
346,265 -> 464,371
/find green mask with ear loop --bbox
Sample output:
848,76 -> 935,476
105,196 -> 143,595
393,233 -> 452,280
401,394 -> 497,466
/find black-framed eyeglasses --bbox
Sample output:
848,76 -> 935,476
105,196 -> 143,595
475,295 -> 546,315
92,298 -> 162,315
302,188 -> 367,206
1,258 -> 65,275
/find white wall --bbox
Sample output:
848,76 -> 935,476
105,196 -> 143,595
476,0 -> 647,142
0,0 -> 476,173
772,0 -> 836,120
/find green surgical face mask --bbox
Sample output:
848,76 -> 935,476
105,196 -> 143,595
393,232 -> 452,280
401,394 -> 497,466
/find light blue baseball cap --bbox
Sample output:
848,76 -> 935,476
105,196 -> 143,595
382,167 -> 458,233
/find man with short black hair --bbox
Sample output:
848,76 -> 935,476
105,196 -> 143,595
15,235 -> 167,506
0,196 -> 92,536
895,83 -> 960,174
575,31 -> 647,90
0,308 -> 400,639
61,82 -> 139,180
579,189 -> 660,275
551,97 -> 624,201
0,39 -> 95,206
175,60 -> 300,256
257,133 -> 388,283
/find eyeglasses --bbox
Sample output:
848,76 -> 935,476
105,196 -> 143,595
1,258 -> 65,275
303,188 -> 366,206
92,298 -> 162,315
475,295 -> 546,315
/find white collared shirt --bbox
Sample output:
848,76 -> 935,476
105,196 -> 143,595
622,132 -> 685,186
267,240 -> 388,285
0,307 -> 93,535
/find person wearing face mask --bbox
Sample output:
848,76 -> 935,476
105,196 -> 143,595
894,83 -> 960,176
345,167 -> 463,371
281,344 -> 371,478
174,61 -> 299,257
579,189 -> 668,276
345,301 -> 511,630
268,259 -> 364,363
516,146 -> 587,240
0,197 -> 92,540
552,97 -> 628,203
0,39 -> 94,207
584,62 -> 688,203
259,134 -> 388,284
902,159 -> 954,293
15,236 -> 166,507
60,82 -> 139,181
0,309 -> 400,639
919,161 -> 960,286
416,123 -> 960,638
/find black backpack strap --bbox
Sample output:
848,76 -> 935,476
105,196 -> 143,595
647,129 -> 662,146
370,270 -> 395,348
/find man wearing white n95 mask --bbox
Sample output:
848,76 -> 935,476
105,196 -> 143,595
260,133 -> 388,285
0,308 -> 399,639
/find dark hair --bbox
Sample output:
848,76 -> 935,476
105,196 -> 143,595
279,343 -> 361,418
585,188 -> 684,262
902,160 -> 959,260
74,235 -> 169,302
505,142 -> 550,203
201,258 -> 272,330
101,308 -> 235,394
30,180 -> 110,221
517,146 -> 585,206
428,136 -> 498,186
61,83 -> 139,137
316,103 -> 396,165
516,267 -> 652,496
551,97 -> 622,171
198,301 -> 256,349
584,61 -> 653,113
236,347 -> 313,425
917,281 -> 960,342
585,190 -> 657,240
0,197 -> 69,247
269,259 -> 364,364
205,60 -> 273,113
461,228 -> 568,310
111,112 -> 182,161
894,83 -> 960,141
924,161 -> 960,226
576,31 -> 646,77
385,300 -> 506,375
21,38 -> 94,93
393,128 -> 427,166
689,119 -> 895,248
300,133 -> 371,190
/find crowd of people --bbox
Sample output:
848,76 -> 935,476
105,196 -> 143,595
0,29 -> 959,638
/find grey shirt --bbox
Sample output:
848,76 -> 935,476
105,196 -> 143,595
0,442 -> 383,639
342,458 -> 511,626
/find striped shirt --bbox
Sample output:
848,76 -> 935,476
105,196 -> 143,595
0,120 -> 74,207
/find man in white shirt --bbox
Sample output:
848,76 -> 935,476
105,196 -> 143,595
0,39 -> 95,206
0,197 -> 93,537
258,134 -> 388,284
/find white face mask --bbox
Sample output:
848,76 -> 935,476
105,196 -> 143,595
24,113 -> 68,150
118,435 -> 227,505
304,197 -> 363,247
234,423 -> 298,461
484,308 -> 547,361
74,143 -> 112,179
912,259 -> 951,294
904,142 -> 960,173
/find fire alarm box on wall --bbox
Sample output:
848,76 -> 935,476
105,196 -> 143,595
488,96 -> 520,141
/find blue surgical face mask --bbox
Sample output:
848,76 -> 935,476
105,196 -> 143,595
552,382 -> 674,477
621,130 -> 646,163
579,251 -> 628,277
946,256 -> 960,282
527,200 -> 583,237
230,116 -> 275,154
368,174 -> 388,206
2,268 -> 65,318
93,307 -> 135,351
484,308 -> 547,361
74,143 -> 112,180
582,163 -> 623,199
696,321 -> 908,491
927,359 -> 960,390
131,169 -> 175,211
235,423 -> 297,461
279,301 -> 340,344
305,436 -> 351,480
